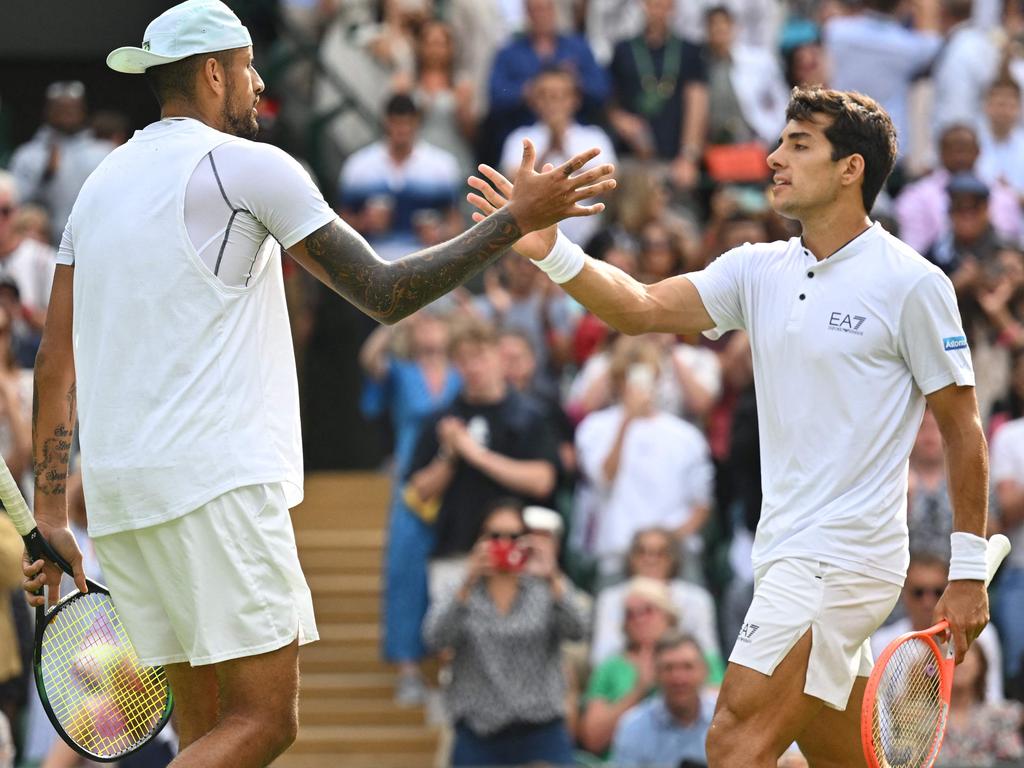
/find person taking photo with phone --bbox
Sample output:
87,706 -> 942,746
423,497 -> 586,767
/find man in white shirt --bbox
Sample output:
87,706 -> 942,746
988,416 -> 1024,684
466,86 -> 990,767
19,2 -> 616,767
501,65 -> 617,246
977,78 -> 1024,199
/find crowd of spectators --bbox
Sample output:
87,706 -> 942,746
4,0 -> 1024,764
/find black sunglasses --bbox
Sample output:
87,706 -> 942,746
485,531 -> 525,542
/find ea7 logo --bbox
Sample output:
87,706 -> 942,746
828,312 -> 867,336
739,623 -> 760,642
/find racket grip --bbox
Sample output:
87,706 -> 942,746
0,453 -> 34,536
986,534 -> 1012,587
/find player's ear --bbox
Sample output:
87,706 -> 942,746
840,153 -> 865,189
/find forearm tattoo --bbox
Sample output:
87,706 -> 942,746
303,209 -> 522,324
32,378 -> 76,497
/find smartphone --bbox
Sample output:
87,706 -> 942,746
627,363 -> 656,395
488,538 -> 530,573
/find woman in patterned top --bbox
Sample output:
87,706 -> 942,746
938,642 -> 1024,767
423,497 -> 586,766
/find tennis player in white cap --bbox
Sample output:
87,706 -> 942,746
19,1 -> 615,765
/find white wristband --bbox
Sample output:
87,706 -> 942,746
532,229 -> 586,284
949,531 -> 988,581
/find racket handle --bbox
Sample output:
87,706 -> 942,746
985,534 -> 1012,587
0,453 -> 34,536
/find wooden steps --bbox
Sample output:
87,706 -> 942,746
273,472 -> 440,767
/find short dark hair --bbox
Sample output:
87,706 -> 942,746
477,497 -> 526,539
908,550 -> 949,573
785,87 -> 898,212
704,4 -> 733,22
942,0 -> 974,22
654,631 -> 704,660
384,93 -> 419,117
989,77 -> 1023,100
145,51 -> 235,107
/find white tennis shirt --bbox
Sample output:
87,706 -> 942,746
59,118 -> 336,536
687,223 -> 974,585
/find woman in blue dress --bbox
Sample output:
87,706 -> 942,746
360,310 -> 461,705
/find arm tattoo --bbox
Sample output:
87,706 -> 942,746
33,379 -> 76,497
302,209 -> 522,324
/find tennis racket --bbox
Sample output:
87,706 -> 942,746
861,533 -> 1011,768
2,459 -> 173,762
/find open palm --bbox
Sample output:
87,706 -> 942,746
467,164 -> 559,261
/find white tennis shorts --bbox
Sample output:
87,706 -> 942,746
92,483 -> 318,666
729,558 -> 900,710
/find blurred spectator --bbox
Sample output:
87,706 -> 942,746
475,253 -> 579,388
610,633 -> 712,768
8,81 -> 114,243
896,124 -> 1021,255
500,65 -> 617,245
871,552 -> 1004,701
575,338 -> 714,585
702,5 -> 789,148
0,513 -> 23,744
498,329 -> 576,474
988,412 -> 1024,683
607,0 -> 708,190
486,0 -> 609,160
637,221 -> 688,283
783,39 -> 829,88
89,110 -> 132,147
359,311 -> 461,705
579,577 -> 678,756
936,643 -> 1024,766
824,0 -> 942,165
392,20 -> 477,175
932,0 -> 1000,133
423,498 -> 585,767
990,350 -> 1024,431
338,93 -> 461,261
591,528 -> 723,680
977,78 -> 1024,198
0,171 -> 57,360
906,409 -> 953,560
587,0 -> 647,65
405,321 -> 559,598
0,304 -> 32,497
0,711 -> 10,768
11,204 -> 51,247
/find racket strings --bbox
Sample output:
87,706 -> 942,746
870,638 -> 947,768
40,593 -> 170,758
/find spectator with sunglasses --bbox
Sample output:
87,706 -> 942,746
579,577 -> 681,757
590,528 -> 723,680
871,551 -> 1004,702
423,497 -> 585,767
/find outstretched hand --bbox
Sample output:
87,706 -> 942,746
496,139 -> 616,237
468,162 -> 560,261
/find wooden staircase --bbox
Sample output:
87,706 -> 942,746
273,473 -> 441,768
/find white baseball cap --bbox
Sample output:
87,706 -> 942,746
107,0 -> 252,75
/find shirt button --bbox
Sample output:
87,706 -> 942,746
807,271 -> 814,278
799,294 -> 806,300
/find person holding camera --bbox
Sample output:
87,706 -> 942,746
423,497 -> 586,767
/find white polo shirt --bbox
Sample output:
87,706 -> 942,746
687,223 -> 974,585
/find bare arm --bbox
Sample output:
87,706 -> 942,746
601,415 -> 632,485
358,324 -> 395,379
23,264 -> 87,603
680,81 -> 709,161
927,383 -> 990,662
408,455 -> 457,504
289,143 -> 616,325
464,450 -> 555,498
579,687 -> 650,755
0,377 -> 31,481
466,165 -> 715,336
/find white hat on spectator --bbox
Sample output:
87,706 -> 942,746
107,0 -> 252,75
625,576 -> 679,620
523,506 -> 564,536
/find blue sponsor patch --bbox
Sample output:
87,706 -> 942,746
943,335 -> 968,352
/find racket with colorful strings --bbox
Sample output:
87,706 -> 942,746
861,533 -> 1011,768
1,459 -> 173,762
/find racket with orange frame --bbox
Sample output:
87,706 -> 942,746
861,533 -> 1011,768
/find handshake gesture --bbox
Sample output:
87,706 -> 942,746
487,139 -> 616,253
